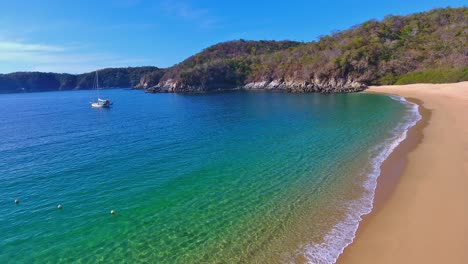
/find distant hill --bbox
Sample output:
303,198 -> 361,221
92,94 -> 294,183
138,7 -> 467,93
151,40 -> 303,91
0,67 -> 164,93
1,7 -> 466,94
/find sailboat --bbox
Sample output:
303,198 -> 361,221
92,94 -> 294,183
90,71 -> 112,108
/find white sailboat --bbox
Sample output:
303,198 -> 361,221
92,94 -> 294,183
90,71 -> 112,108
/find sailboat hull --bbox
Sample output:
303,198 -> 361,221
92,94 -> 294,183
91,98 -> 111,108
91,103 -> 110,108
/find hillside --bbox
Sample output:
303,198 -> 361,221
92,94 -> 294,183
136,40 -> 303,92
247,7 -> 467,89
139,7 -> 467,93
0,67 -> 164,93
1,7 -> 466,94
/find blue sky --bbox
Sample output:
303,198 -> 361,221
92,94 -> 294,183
0,0 -> 465,74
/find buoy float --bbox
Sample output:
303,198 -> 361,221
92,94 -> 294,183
110,210 -> 115,215
57,204 -> 63,209
14,199 -> 19,204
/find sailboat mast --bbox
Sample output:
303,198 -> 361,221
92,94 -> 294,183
95,70 -> 100,99
90,69 -> 111,108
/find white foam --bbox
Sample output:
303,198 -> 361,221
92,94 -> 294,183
302,95 -> 421,264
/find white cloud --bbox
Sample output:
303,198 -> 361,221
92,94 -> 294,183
0,41 -> 65,52
0,40 -> 149,73
161,0 -> 217,29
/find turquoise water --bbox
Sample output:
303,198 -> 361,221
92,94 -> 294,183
0,90 -> 418,263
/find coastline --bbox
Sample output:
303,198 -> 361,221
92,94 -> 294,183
301,92 -> 422,264
337,82 -> 468,263
367,97 -> 429,212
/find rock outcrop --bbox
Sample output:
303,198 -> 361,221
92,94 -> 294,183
143,77 -> 366,94
134,69 -> 166,90
243,78 -> 366,93
144,79 -> 241,93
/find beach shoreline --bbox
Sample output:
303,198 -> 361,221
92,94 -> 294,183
366,96 -> 430,212
337,82 -> 468,264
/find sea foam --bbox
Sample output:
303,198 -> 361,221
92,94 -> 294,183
303,95 -> 421,264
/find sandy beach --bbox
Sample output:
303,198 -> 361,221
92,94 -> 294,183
338,82 -> 468,263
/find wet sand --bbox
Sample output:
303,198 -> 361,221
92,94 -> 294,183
338,82 -> 468,264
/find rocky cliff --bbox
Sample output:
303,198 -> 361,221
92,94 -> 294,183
141,77 -> 366,94
243,78 -> 366,93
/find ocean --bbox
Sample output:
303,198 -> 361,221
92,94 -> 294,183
0,89 -> 420,263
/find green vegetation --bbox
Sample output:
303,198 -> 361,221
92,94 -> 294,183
144,7 -> 467,91
0,7 -> 466,93
394,67 -> 468,84
0,67 -> 164,93
158,40 -> 302,88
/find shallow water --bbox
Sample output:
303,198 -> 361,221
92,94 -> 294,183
0,89 -> 417,263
